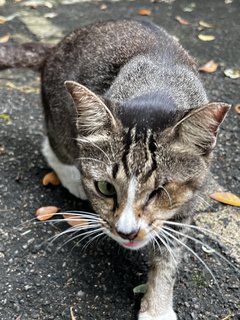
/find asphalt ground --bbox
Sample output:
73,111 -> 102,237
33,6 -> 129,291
0,1 -> 239,320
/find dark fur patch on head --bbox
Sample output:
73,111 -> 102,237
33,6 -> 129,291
118,91 -> 182,133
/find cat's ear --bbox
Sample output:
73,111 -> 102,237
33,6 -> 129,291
173,102 -> 230,154
65,81 -> 117,139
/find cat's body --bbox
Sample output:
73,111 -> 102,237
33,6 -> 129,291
1,19 -> 229,320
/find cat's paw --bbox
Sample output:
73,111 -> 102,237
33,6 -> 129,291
138,309 -> 177,320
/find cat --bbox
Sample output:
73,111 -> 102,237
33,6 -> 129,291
0,19 -> 230,320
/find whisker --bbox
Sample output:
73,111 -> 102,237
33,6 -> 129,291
77,138 -> 111,164
77,157 -> 107,166
60,210 -> 99,217
163,226 -> 239,273
49,224 -> 101,243
149,233 -> 156,253
161,228 -> 220,290
153,233 -> 163,255
161,220 -> 239,245
81,231 -> 106,252
16,210 -> 100,229
160,185 -> 172,207
59,227 -> 105,250
153,230 -> 178,267
195,194 -> 214,210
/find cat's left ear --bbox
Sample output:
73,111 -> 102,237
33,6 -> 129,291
174,102 -> 230,154
65,81 -> 117,140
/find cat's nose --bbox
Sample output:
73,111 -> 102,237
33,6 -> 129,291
117,229 -> 139,241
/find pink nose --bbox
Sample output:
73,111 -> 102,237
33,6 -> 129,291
117,229 -> 139,241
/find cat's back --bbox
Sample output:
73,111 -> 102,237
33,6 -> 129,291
43,19 -> 196,95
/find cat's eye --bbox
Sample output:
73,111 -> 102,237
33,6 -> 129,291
146,185 -> 166,204
95,181 -> 116,197
147,189 -> 160,203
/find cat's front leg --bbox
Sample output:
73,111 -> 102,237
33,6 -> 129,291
138,249 -> 181,320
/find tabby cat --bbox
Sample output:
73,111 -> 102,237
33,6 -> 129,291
1,19 -> 230,320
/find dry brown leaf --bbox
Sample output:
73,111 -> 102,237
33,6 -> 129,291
63,214 -> 89,227
175,16 -> 189,25
198,60 -> 218,73
234,104 -> 240,114
210,192 -> 240,207
42,171 -> 61,186
0,34 -> 10,43
138,8 -> 151,16
199,20 -> 214,29
198,34 -> 215,41
36,206 -> 60,220
0,16 -> 6,24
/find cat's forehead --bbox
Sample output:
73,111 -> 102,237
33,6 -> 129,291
80,123 -> 203,186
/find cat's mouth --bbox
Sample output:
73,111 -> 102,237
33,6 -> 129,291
115,234 -> 150,250
121,239 -> 145,249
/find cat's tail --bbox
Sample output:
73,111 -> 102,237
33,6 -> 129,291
0,42 -> 54,71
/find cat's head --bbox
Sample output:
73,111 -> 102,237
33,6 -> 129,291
65,81 -> 230,250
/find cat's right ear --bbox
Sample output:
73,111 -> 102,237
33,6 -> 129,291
65,81 -> 117,140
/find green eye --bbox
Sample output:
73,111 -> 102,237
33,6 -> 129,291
96,181 -> 116,197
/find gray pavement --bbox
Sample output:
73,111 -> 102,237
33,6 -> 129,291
0,0 -> 239,320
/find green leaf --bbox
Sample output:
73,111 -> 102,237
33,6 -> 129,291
0,114 -> 12,124
133,283 -> 147,294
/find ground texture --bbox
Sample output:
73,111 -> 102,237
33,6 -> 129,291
0,0 -> 239,320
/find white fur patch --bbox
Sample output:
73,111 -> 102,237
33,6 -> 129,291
42,137 -> 87,200
138,309 -> 177,320
116,177 -> 138,234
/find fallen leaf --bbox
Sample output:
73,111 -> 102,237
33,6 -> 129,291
42,171 -> 61,186
221,315 -> 232,320
0,114 -> 12,124
0,146 -> 7,156
0,13 -> 18,24
224,68 -> 240,79
44,12 -> 58,19
202,245 -> 215,254
63,214 -> 88,227
175,16 -> 189,25
198,60 -> 218,73
182,2 -> 196,12
20,0 -> 53,8
199,20 -> 214,29
0,34 -> 10,43
198,34 -> 215,41
210,192 -> 240,207
36,206 -> 60,220
133,283 -> 147,294
138,8 -> 151,16
62,0 -> 85,4
4,81 -> 39,93
70,307 -> 77,320
234,104 -> 240,114
100,4 -> 107,10
0,16 -> 6,24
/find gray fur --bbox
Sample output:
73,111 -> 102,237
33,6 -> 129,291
1,19 -> 230,320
